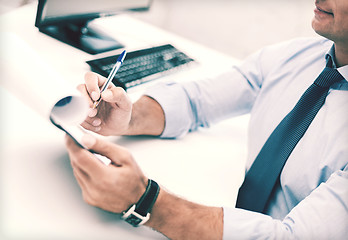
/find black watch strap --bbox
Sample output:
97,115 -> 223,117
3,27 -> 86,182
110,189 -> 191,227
134,179 -> 159,216
122,179 -> 160,227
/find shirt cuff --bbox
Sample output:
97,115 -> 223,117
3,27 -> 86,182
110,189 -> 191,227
223,206 -> 294,239
144,82 -> 194,138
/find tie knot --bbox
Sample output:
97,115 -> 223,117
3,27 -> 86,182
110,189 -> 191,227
314,67 -> 344,88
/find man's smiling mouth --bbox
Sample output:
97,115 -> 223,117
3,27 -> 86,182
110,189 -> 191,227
316,6 -> 334,16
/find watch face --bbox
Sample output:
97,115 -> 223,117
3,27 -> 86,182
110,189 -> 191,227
125,214 -> 143,227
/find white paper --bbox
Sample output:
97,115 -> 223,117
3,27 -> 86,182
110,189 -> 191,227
0,32 -> 89,126
1,32 -> 110,165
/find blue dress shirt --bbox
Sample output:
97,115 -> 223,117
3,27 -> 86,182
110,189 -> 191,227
145,37 -> 348,239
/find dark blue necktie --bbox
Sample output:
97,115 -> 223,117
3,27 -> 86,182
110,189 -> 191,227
236,59 -> 344,213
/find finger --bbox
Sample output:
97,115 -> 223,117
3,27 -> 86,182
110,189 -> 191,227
70,157 -> 91,191
80,121 -> 102,133
101,87 -> 132,110
76,84 -> 100,117
81,134 -> 131,166
91,118 -> 102,127
71,171 -> 94,206
88,108 -> 98,118
82,116 -> 102,127
72,167 -> 89,189
76,84 -> 90,100
84,72 -> 105,101
71,160 -> 90,181
70,156 -> 97,206
65,135 -> 106,178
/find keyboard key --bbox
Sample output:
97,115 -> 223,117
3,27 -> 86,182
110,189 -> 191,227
86,44 -> 195,90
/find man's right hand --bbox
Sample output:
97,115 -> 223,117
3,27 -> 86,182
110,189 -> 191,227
78,72 -> 132,136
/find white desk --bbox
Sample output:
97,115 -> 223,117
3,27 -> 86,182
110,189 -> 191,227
0,3 -> 248,240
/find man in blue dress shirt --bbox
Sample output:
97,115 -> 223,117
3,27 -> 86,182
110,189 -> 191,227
65,0 -> 348,239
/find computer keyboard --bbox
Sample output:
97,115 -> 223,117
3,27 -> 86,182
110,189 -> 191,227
86,44 -> 196,89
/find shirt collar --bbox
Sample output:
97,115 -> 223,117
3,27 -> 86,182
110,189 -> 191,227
326,44 -> 348,82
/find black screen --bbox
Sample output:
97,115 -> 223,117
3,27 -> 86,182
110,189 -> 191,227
35,0 -> 152,54
36,0 -> 152,26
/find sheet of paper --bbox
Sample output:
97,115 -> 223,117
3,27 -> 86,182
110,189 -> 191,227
0,32 -> 111,165
0,32 -> 89,126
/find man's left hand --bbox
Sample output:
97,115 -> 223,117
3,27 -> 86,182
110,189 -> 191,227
65,134 -> 148,213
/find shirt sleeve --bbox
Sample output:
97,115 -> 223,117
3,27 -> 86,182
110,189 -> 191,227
223,166 -> 348,239
144,60 -> 263,138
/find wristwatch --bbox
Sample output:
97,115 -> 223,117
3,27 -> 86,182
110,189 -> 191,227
122,179 -> 160,227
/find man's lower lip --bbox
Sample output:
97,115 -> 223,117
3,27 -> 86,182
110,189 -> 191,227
315,7 -> 333,15
314,8 -> 333,17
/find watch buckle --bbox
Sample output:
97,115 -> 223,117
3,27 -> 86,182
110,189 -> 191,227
122,204 -> 150,227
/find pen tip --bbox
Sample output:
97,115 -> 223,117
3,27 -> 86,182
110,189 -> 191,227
117,50 -> 127,63
92,102 -> 98,109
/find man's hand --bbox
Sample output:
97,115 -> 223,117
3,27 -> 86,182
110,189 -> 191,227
65,133 -> 223,239
78,72 -> 133,136
79,72 -> 165,136
65,133 -> 147,213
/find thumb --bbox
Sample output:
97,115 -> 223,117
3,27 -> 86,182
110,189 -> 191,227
81,134 -> 131,166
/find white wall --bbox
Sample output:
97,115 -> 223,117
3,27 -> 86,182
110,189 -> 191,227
133,0 -> 318,59
0,0 -> 318,59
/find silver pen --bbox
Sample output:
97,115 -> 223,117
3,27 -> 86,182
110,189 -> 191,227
92,50 -> 127,109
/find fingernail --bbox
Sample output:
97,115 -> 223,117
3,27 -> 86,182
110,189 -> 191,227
88,108 -> 97,117
91,91 -> 99,101
92,118 -> 101,126
81,134 -> 96,148
102,90 -> 112,99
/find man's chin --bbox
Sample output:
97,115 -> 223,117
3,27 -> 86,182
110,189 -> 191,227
311,20 -> 332,40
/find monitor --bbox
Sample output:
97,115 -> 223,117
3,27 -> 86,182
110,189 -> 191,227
35,0 -> 153,54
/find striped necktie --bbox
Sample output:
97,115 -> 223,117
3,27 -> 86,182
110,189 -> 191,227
236,58 -> 344,213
